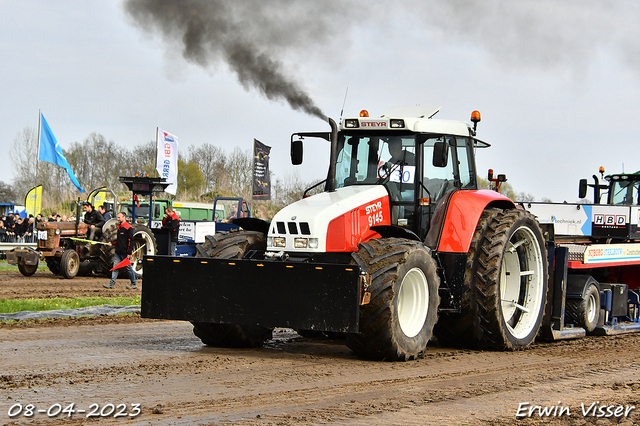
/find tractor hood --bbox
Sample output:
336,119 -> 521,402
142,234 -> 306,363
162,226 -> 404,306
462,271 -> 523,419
267,185 -> 391,253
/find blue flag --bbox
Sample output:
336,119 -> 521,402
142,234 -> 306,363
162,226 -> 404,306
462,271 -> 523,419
38,112 -> 85,193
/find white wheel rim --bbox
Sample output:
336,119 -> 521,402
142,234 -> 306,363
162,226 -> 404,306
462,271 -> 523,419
397,267 -> 429,338
132,230 -> 155,274
500,225 -> 544,340
586,291 -> 598,325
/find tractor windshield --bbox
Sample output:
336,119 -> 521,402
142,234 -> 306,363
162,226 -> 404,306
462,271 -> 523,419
610,177 -> 640,205
335,133 -> 474,204
335,134 -> 416,192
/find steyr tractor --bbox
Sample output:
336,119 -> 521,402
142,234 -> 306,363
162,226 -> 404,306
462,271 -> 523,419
142,105 -> 551,360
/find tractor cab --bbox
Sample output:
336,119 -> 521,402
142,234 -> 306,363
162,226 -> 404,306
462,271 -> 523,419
606,173 -> 640,206
292,107 -> 488,240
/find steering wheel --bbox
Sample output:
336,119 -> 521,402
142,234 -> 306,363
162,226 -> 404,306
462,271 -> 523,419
377,162 -> 391,180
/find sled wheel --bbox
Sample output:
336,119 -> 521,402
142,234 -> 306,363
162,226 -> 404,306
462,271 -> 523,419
18,260 -> 38,276
566,283 -> 600,333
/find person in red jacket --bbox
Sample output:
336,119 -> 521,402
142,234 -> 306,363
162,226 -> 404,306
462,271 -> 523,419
161,206 -> 180,255
104,212 -> 137,290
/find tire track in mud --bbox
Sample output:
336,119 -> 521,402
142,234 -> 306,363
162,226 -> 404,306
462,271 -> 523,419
2,322 -> 639,425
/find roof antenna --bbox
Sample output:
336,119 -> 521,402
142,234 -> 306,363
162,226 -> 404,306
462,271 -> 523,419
339,87 -> 349,122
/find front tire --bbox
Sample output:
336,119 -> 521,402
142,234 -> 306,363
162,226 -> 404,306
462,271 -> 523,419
60,249 -> 80,279
347,238 -> 439,361
192,230 -> 272,348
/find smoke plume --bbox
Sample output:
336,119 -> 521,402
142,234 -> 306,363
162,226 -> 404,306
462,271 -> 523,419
124,0 -> 331,120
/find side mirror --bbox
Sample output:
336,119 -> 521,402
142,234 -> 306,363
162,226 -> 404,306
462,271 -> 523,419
291,140 -> 303,165
432,141 -> 449,167
578,179 -> 587,199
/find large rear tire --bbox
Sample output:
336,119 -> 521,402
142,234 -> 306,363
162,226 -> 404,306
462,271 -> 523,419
435,209 -> 548,350
347,238 -> 439,361
192,230 -> 272,348
98,225 -> 117,275
46,258 -> 61,275
60,249 -> 80,279
130,225 -> 157,279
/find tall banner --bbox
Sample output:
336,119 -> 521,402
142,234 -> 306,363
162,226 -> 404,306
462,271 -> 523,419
89,187 -> 107,209
39,112 -> 85,193
253,139 -> 271,200
156,128 -> 179,195
25,185 -> 43,217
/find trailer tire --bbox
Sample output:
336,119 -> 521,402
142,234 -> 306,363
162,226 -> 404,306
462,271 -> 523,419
347,238 -> 439,361
565,283 -> 600,333
60,249 -> 80,279
437,209 -> 548,350
192,230 -> 272,348
18,260 -> 38,276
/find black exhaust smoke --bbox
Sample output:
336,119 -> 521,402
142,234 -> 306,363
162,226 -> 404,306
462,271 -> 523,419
124,0 -> 328,120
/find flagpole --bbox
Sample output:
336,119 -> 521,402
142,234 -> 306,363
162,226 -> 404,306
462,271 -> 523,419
36,109 -> 41,187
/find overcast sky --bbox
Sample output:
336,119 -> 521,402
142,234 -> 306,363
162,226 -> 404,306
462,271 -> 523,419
2,0 -> 639,203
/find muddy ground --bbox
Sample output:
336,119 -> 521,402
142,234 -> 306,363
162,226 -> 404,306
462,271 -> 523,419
1,268 -> 640,425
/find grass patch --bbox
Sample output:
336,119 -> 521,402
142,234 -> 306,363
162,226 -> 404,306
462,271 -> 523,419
0,262 -> 47,271
0,297 -> 140,313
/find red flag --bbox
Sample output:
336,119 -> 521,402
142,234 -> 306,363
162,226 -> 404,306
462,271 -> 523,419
110,257 -> 132,271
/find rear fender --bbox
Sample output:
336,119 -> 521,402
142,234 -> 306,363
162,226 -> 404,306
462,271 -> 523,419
231,217 -> 269,235
431,190 -> 515,253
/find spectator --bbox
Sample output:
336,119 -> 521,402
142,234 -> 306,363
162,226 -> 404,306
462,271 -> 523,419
6,212 -> 15,232
0,220 -> 7,242
24,217 -> 35,242
14,218 -> 25,242
83,202 -> 105,240
161,207 -> 180,255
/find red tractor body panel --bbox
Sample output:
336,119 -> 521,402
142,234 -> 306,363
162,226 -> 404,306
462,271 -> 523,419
437,190 -> 515,253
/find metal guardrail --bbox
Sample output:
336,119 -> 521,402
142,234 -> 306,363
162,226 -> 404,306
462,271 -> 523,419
0,242 -> 37,251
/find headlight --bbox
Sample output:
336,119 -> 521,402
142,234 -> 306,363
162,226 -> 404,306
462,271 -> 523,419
294,238 -> 308,249
273,237 -> 286,248
344,119 -> 359,128
267,237 -> 273,247
308,238 -> 319,249
55,229 -> 61,235
390,119 -> 405,128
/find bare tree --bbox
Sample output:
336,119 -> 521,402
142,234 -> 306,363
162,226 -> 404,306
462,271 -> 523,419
187,143 -> 227,194
9,127 -> 39,199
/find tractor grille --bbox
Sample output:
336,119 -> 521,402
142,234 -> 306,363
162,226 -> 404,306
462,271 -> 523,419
275,221 -> 311,236
39,229 -> 57,250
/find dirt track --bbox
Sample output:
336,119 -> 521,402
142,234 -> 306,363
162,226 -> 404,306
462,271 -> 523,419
1,268 -> 640,425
